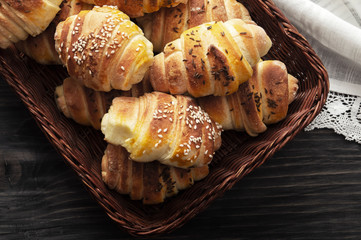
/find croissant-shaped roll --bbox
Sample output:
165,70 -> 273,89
137,0 -> 252,52
55,77 -> 152,129
54,5 -> 154,92
197,60 -> 299,136
15,24 -> 61,65
147,19 -> 272,98
0,0 -> 63,49
83,0 -> 187,18
102,144 -> 209,204
15,0 -> 93,64
101,92 -> 222,168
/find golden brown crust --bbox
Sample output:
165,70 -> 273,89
101,144 -> 209,204
101,92 -> 222,168
54,6 -> 154,92
56,0 -> 94,25
0,0 -> 62,48
5,0 -> 42,13
136,0 -> 252,52
130,161 -> 143,200
256,61 -> 289,124
101,143 -> 127,189
148,19 -> 271,97
198,60 -> 299,136
237,80 -> 267,136
91,0 -> 185,18
15,0 -> 93,64
288,74 -> 299,104
143,162 -> 166,204
79,0 -> 95,3
55,77 -> 153,129
224,0 -> 251,20
94,0 -> 143,18
15,23 -> 60,64
62,77 -> 95,126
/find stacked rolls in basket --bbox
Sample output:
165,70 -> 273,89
2,0 -> 299,204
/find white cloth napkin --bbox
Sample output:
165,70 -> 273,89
272,0 -> 361,143
272,0 -> 361,96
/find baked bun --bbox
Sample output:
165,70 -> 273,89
54,5 -> 154,91
0,0 -> 63,49
15,0 -> 93,64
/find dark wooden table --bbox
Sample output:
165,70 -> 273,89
1,78 -> 361,240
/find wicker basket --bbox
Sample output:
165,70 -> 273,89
0,0 -> 329,237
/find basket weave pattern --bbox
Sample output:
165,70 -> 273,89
0,0 -> 329,236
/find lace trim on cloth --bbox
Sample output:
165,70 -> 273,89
305,91 -> 361,144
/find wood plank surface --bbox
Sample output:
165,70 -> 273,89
1,79 -> 361,239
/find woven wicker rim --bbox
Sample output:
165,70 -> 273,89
0,0 -> 329,237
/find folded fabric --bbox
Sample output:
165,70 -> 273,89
273,0 -> 361,97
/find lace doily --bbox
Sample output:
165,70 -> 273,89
305,91 -> 361,144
